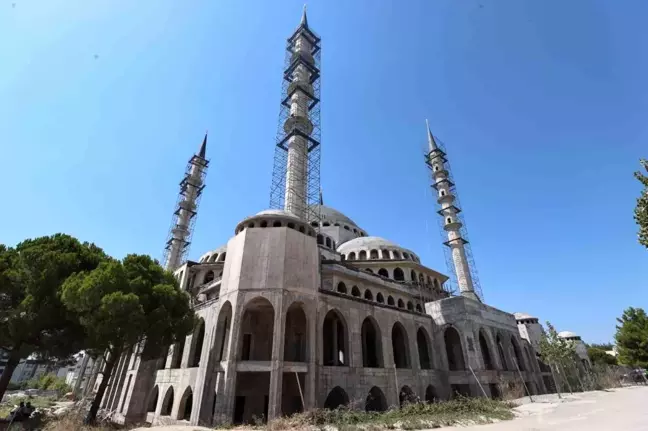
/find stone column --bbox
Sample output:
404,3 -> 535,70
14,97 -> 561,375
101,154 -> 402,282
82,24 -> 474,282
267,297 -> 286,420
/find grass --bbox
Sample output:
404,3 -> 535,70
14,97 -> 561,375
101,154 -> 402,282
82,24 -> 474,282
266,397 -> 515,430
0,395 -> 57,418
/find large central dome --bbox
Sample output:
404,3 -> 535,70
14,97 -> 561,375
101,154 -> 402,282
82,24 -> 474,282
311,204 -> 359,229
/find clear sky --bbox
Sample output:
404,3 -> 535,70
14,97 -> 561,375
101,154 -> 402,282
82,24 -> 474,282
1,0 -> 646,344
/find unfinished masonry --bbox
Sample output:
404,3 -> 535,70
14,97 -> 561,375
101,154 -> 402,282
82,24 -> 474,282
96,9 -> 557,426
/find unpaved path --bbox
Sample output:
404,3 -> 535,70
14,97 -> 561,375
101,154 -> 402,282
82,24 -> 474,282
439,386 -> 648,431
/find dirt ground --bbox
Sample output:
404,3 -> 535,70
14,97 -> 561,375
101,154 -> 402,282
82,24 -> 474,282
439,386 -> 648,431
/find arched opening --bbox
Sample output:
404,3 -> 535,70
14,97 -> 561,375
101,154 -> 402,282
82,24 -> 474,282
324,386 -> 349,410
397,298 -> 405,308
323,309 -> 348,366
287,222 -> 295,229
392,322 -> 410,368
403,252 -> 410,260
260,220 -> 268,228
273,221 -> 282,227
381,249 -> 391,259
299,226 -> 305,233
284,302 -> 307,362
444,327 -> 465,371
361,317 -> 383,368
393,250 -> 401,259
171,339 -> 185,368
326,237 -> 331,248
365,387 -> 387,412
370,249 -> 379,259
218,252 -> 227,262
147,386 -> 159,413
407,301 -> 413,311
161,386 -> 174,416
378,268 -> 389,278
399,385 -> 417,407
364,289 -> 373,301
351,286 -> 361,297
410,270 -> 417,282
425,385 -> 438,403
204,270 -> 215,284
248,223 -> 255,228
239,297 -> 275,361
317,235 -> 323,245
496,335 -> 508,370
387,296 -> 395,306
189,319 -> 205,367
214,302 -> 233,362
417,328 -> 432,369
348,252 -> 356,260
337,282 -> 347,294
178,387 -> 193,421
393,267 -> 404,281
416,304 -> 423,312
479,331 -> 494,370
511,337 -> 526,371
359,250 -> 367,260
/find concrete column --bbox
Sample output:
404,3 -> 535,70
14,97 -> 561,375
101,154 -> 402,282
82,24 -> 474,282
267,297 -> 286,420
213,297 -> 242,423
305,303 -> 317,410
194,324 -> 217,425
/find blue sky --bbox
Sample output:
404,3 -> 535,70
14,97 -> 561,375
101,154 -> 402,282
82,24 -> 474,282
1,0 -> 646,344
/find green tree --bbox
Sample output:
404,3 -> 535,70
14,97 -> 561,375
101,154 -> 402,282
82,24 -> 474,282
61,254 -> 195,423
635,159 -> 648,248
538,322 -> 578,394
587,347 -> 618,366
0,234 -> 106,401
589,343 -> 614,351
614,307 -> 648,368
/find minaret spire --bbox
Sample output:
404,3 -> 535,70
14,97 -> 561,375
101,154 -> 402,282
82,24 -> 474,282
425,124 -> 482,301
269,8 -> 322,222
163,134 -> 209,271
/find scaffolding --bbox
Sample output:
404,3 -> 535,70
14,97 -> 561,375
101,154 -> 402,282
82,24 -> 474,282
163,150 -> 209,271
269,19 -> 322,224
425,136 -> 483,301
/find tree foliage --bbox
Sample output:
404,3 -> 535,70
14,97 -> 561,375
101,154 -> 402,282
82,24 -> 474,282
538,322 -> 576,367
0,234 -> 106,401
61,254 -> 195,422
635,159 -> 648,249
614,307 -> 648,368
587,347 -> 617,366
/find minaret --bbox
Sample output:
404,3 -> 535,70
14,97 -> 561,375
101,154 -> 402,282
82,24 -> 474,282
425,121 -> 482,301
163,134 -> 209,271
270,6 -> 322,222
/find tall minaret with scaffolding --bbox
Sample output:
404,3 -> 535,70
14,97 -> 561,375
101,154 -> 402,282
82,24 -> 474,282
270,6 -> 322,222
425,121 -> 483,301
163,134 -> 209,271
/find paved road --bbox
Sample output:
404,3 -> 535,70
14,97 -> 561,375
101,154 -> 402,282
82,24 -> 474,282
441,386 -> 648,431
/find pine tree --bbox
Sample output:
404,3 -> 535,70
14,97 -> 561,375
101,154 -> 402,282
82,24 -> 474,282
635,159 -> 648,249
614,307 -> 648,368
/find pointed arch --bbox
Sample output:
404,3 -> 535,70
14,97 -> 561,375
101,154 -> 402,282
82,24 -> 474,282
378,268 -> 388,277
407,301 -> 413,311
284,302 -> 307,362
364,289 -> 373,301
351,286 -> 361,297
397,298 -> 405,308
337,282 -> 347,294
324,386 -> 349,410
365,386 -> 387,412
392,322 -> 410,368
177,386 -> 193,420
479,330 -> 494,370
214,301 -> 233,362
417,327 -> 432,369
387,295 -> 395,306
361,317 -> 383,368
239,297 -> 275,361
147,385 -> 159,413
161,386 -> 174,416
189,318 -> 205,367
376,292 -> 385,303
444,327 -> 465,371
323,309 -> 348,366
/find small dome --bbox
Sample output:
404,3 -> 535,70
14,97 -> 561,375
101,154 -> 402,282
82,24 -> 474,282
337,236 -> 419,261
199,245 -> 227,263
514,312 -> 537,321
311,205 -> 359,229
558,331 -> 578,339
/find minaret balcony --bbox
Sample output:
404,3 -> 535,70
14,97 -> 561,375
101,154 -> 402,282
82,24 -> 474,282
284,115 -> 313,135
443,221 -> 463,232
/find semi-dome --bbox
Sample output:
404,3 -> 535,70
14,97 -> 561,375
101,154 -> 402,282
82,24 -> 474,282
199,245 -> 227,263
337,236 -> 420,262
311,204 -> 359,229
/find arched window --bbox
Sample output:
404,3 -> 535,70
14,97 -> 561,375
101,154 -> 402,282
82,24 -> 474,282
260,220 -> 268,228
323,310 -> 348,366
348,252 -> 356,260
381,249 -> 391,259
392,322 -> 410,368
407,301 -> 413,311
337,282 -> 347,294
479,330 -> 494,370
273,221 -> 282,227
284,302 -> 307,362
397,299 -> 405,308
364,289 -> 373,301
361,317 -> 383,368
359,250 -> 367,260
147,386 -> 159,413
365,387 -> 387,412
446,218 -> 452,224
376,293 -> 385,303
417,328 -> 432,369
378,268 -> 389,278
393,267 -> 404,281
189,319 -> 205,367
444,327 -> 465,371
392,250 -> 401,259
403,252 -> 410,260
219,252 -> 226,262
324,387 -> 349,410
204,271 -> 215,284
370,249 -> 379,259
410,270 -> 417,282
239,297 -> 275,361
178,387 -> 193,421
425,385 -> 438,403
387,296 -> 395,306
161,386 -> 174,415
351,286 -> 361,297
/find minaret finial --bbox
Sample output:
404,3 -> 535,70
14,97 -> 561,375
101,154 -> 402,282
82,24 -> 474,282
426,119 -> 438,152
301,4 -> 308,27
198,131 -> 207,159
